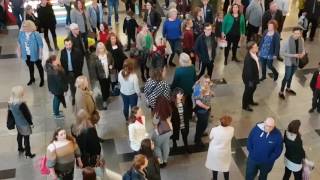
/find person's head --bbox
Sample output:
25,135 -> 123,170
216,11 -> 223,19
267,19 -> 278,32
292,27 -> 302,39
91,0 -> 98,4
75,75 -> 90,91
168,8 -> 178,20
220,115 -> 232,127
51,128 -> 75,143
128,106 -> 143,123
46,55 -> 59,66
25,5 -> 33,15
269,1 -> 277,12
302,11 -> 307,17
171,87 -> 184,104
100,22 -> 109,33
74,0 -> 85,10
64,37 -> 73,50
179,52 -> 192,67
193,7 -> 203,18
74,109 -> 93,136
154,96 -> 172,121
96,42 -> 107,56
121,58 -> 135,79
199,74 -> 212,89
146,1 -> 153,10
150,67 -> 166,81
22,20 -> 37,32
264,117 -> 276,133
229,4 -> 240,14
41,0 -> 48,5
9,86 -> 24,104
139,138 -> 155,158
202,0 -> 209,5
141,22 -> 149,33
69,23 -> 80,36
82,167 -> 96,180
127,10 -> 135,18
247,41 -> 258,54
132,154 -> 148,171
287,120 -> 301,135
203,23 -> 212,37
108,32 -> 118,45
184,18 -> 193,29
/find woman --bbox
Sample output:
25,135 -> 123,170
152,96 -> 173,168
7,86 -> 35,158
71,109 -> 101,167
170,88 -> 190,153
144,68 -> 171,112
87,0 -> 104,34
118,59 -> 140,121
45,55 -> 68,119
162,8 -> 182,67
106,32 -> 127,72
123,154 -> 148,180
205,115 -> 234,180
92,42 -> 114,109
136,23 -> 154,82
259,20 -> 280,81
193,7 -> 204,39
143,1 -> 162,37
74,75 -> 97,124
25,5 -> 40,32
182,19 -> 195,65
283,120 -> 305,180
139,138 -> 161,180
47,128 -> 83,180
71,0 -> 92,50
193,74 -> 214,147
97,22 -> 109,44
37,0 -> 58,51
17,20 -> 44,87
222,4 -> 246,65
128,107 -> 148,152
242,41 -> 260,112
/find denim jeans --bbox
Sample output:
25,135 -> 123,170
281,65 -> 297,92
260,57 -> 278,79
245,158 -> 274,180
194,109 -> 209,144
64,5 -> 71,25
153,131 -> 172,163
53,95 -> 66,116
121,93 -> 138,120
107,0 -> 119,26
12,7 -> 24,29
167,39 -> 181,64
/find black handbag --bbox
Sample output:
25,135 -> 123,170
7,108 -> 15,130
298,53 -> 309,69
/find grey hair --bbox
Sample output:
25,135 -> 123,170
179,53 -> 192,67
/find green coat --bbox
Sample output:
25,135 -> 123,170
222,13 -> 246,35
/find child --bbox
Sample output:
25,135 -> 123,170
182,18 -> 195,65
97,22 -> 109,44
298,11 -> 308,40
128,107 -> 148,152
123,11 -> 139,51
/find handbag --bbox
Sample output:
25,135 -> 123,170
299,53 -> 309,69
39,156 -> 50,175
7,107 -> 15,130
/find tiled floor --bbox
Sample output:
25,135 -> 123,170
1,0 -> 320,179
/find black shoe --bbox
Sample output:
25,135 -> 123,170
39,80 -> 44,87
72,99 -> 75,106
286,89 -> 297,95
310,38 -> 314,42
250,102 -> 259,106
169,62 -> 176,67
195,141 -> 205,148
160,163 -> 167,168
98,137 -> 105,143
279,93 -> 285,100
224,60 -> 227,65
309,108 -> 315,113
242,107 -> 253,112
25,153 -> 36,159
27,79 -> 35,86
273,73 -> 279,81
125,48 -> 130,52
18,148 -> 25,153
260,77 -> 266,82
232,56 -> 240,62
277,57 -> 283,62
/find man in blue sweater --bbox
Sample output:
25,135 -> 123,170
246,117 -> 283,180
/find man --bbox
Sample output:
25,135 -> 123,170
11,0 -> 25,29
261,1 -> 282,33
194,23 -> 217,79
60,38 -> 84,105
245,0 -> 264,41
279,27 -> 305,100
246,117 -> 283,180
68,23 -> 85,56
242,42 -> 260,112
304,0 -> 320,41
143,1 -> 161,37
309,62 -> 320,113
275,0 -> 290,36
107,0 -> 119,26
202,0 -> 214,24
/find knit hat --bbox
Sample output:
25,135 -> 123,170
69,23 -> 79,30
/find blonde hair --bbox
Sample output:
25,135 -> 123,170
75,75 -> 89,90
168,8 -> 178,18
22,20 -> 37,32
198,75 -> 213,96
95,42 -> 107,56
9,86 -> 25,104
73,109 -> 93,136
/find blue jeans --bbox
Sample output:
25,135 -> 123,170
64,5 -> 71,25
121,93 -> 138,121
12,7 -> 24,29
107,0 -> 119,26
246,158 -> 274,180
194,109 -> 209,144
260,57 -> 278,79
281,65 -> 297,92
53,95 -> 61,116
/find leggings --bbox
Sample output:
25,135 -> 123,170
212,171 -> 229,180
25,56 -> 44,82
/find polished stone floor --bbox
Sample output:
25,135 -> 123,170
0,0 -> 320,179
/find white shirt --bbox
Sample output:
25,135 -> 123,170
118,71 -> 140,95
128,116 -> 148,151
25,32 -> 31,55
99,54 -> 109,78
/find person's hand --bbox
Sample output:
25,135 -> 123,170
77,160 -> 83,168
109,65 -> 113,69
190,52 -> 194,57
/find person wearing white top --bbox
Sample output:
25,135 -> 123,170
128,107 -> 148,151
205,116 -> 234,180
118,59 -> 140,121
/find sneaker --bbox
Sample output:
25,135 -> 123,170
52,111 -> 63,116
286,89 -> 297,95
279,92 -> 285,100
54,114 -> 65,119
250,102 -> 259,106
309,108 -> 315,113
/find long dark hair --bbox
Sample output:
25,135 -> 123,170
154,96 -> 172,121
139,138 -> 154,158
287,120 -> 301,136
170,87 -> 185,106
51,128 -> 75,144
105,32 -> 123,51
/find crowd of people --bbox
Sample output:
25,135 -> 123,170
4,0 -> 320,179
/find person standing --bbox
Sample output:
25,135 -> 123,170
68,23 -> 86,56
222,4 -> 246,64
17,20 -> 44,87
242,42 -> 260,112
11,0 -> 25,29
25,5 -> 40,32
62,0 -> 72,26
304,0 -> 320,41
128,107 -> 148,152
202,0 -> 213,24
205,116 -> 234,180
194,23 -> 217,77
193,7 -> 205,39
107,0 -> 119,26
87,0 -> 104,35
246,117 -> 283,180
7,86 -> 35,158
60,38 -> 84,105
245,0 -> 264,41
45,55 -> 68,119
182,19 -> 195,65
37,0 -> 58,51
261,2 -> 283,33
309,62 -> 320,113
275,0 -> 290,37
139,138 -> 161,180
279,27 -> 306,100
143,1 -> 162,37
123,154 -> 148,180
123,11 -> 139,51
282,120 -> 305,180
105,33 -> 127,73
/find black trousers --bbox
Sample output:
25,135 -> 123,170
67,72 -> 76,104
17,132 -> 31,154
25,56 -> 44,82
213,171 -> 229,180
139,50 -> 150,80
98,78 -> 110,101
225,33 -> 240,61
127,34 -> 136,49
242,82 -> 257,108
194,109 -> 209,144
246,23 -> 260,42
278,16 -> 286,34
306,16 -> 319,39
125,0 -> 135,12
198,61 -> 214,79
43,25 -> 57,48
282,167 -> 302,180
312,89 -> 320,110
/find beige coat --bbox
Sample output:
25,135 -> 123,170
75,89 -> 95,118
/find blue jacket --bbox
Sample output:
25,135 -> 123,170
247,122 -> 283,164
259,31 -> 280,58
162,18 -> 182,40
18,31 -> 43,62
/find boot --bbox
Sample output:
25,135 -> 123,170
45,37 -> 53,51
53,37 -> 59,51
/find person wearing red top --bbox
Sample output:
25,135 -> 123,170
97,22 -> 109,44
309,62 -> 320,113
182,18 -> 195,65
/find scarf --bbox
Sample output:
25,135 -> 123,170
135,116 -> 143,125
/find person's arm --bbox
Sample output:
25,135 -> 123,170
245,3 -> 252,20
171,70 -> 179,90
128,124 -> 135,142
209,127 -> 215,140
283,0 -> 290,15
162,21 -> 167,38
133,74 -> 141,95
19,102 -> 33,125
280,40 -> 299,58
73,143 -> 83,168
274,33 -> 281,57
310,71 -> 317,91
246,126 -> 255,153
35,32 -> 43,58
47,144 -> 58,180
269,132 -> 283,162
123,19 -> 127,34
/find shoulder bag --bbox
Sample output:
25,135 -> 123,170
298,53 -> 309,69
7,105 -> 15,130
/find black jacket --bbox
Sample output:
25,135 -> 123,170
45,62 -> 68,95
72,127 -> 101,156
91,52 -> 115,80
284,131 -> 305,164
242,53 -> 259,84
310,70 -> 320,91
60,48 -> 84,77
37,4 -> 56,28
170,102 -> 189,140
262,10 -> 283,32
193,33 -> 217,64
143,9 -> 162,29
68,32 -> 85,55
305,0 -> 320,19
202,4 -> 214,24
123,17 -> 139,37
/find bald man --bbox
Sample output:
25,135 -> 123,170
246,117 -> 283,180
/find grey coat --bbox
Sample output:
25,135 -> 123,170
281,36 -> 305,66
9,103 -> 33,136
71,9 -> 92,33
246,0 -> 264,27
